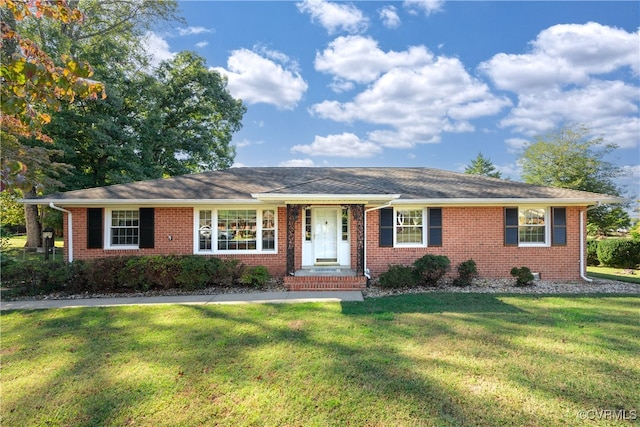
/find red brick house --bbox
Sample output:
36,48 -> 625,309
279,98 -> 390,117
23,167 -> 621,290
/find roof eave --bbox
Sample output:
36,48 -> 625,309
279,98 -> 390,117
20,198 -> 264,206
21,196 -> 624,207
391,197 -> 625,206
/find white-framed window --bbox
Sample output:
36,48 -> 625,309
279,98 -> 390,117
395,208 -> 424,246
505,207 -> 551,247
106,208 -> 139,249
195,208 -> 277,253
380,207 -> 442,248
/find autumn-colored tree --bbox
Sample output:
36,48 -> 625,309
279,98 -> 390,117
1,0 -> 104,247
1,0 -> 104,140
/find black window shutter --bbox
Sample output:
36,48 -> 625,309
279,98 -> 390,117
379,208 -> 394,247
505,208 -> 518,246
552,207 -> 567,246
428,208 -> 442,246
139,208 -> 155,248
87,208 -> 103,249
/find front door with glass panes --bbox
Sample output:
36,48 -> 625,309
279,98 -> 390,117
302,207 -> 350,267
314,208 -> 338,263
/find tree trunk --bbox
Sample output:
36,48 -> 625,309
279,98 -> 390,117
24,191 -> 42,248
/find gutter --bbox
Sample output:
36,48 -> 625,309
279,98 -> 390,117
49,203 -> 73,262
580,203 -> 601,282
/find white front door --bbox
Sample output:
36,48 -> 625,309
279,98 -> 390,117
314,208 -> 338,263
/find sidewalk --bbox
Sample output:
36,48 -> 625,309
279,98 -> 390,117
0,291 -> 364,311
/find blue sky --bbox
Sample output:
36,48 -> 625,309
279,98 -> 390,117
146,1 -> 639,203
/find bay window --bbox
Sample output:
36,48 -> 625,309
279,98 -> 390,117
196,208 -> 277,253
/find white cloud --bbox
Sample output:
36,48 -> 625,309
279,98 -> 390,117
315,35 -> 433,84
234,139 -> 253,148
297,0 -> 368,34
142,32 -> 176,68
328,79 -> 355,93
254,45 -> 301,73
291,133 -> 382,157
311,56 -> 511,148
480,22 -> 640,150
504,138 -> 529,154
403,0 -> 445,16
621,164 -> 640,179
178,26 -> 215,36
195,41 -> 209,48
212,48 -> 308,110
500,81 -> 639,148
535,22 -> 639,76
279,158 -> 316,167
480,22 -> 639,91
379,6 -> 401,29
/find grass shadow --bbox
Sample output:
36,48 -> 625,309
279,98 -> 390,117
341,292 -> 527,316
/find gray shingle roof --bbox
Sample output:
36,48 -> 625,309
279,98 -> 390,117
27,167 -> 620,205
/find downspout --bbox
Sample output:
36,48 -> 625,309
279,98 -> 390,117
580,203 -> 600,282
363,201 -> 394,284
49,203 -> 73,262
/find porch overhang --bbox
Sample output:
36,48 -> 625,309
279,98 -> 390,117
251,193 -> 401,205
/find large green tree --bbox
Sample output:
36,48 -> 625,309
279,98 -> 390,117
464,152 -> 502,178
518,126 -> 630,235
140,51 -> 245,176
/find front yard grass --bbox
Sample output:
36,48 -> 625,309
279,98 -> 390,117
2,294 -> 639,426
2,234 -> 64,262
587,266 -> 640,284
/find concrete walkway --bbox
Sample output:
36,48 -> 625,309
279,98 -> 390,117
0,291 -> 364,311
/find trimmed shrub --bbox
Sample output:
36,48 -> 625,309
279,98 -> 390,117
2,260 -> 75,296
378,265 -> 419,289
586,239 -> 600,266
596,238 -> 640,269
413,255 -> 450,287
240,265 -> 270,288
175,256 -> 224,290
1,255 -> 245,297
453,259 -> 478,287
218,258 -> 245,286
89,256 -> 135,292
510,266 -> 534,287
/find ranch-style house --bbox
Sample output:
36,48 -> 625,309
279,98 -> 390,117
23,167 -> 621,290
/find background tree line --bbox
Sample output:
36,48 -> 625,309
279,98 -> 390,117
1,0 -> 246,247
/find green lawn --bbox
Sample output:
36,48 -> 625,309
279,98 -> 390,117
2,234 -> 64,262
2,294 -> 639,426
587,266 -> 640,284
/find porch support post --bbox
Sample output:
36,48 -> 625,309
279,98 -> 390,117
350,204 -> 365,275
286,204 -> 302,275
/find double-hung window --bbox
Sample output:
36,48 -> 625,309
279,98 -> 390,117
396,209 -> 424,245
505,207 -> 565,247
99,208 -> 154,249
379,207 -> 442,247
196,208 -> 277,253
110,210 -> 139,246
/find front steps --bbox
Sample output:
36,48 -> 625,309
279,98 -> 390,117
284,268 -> 368,291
